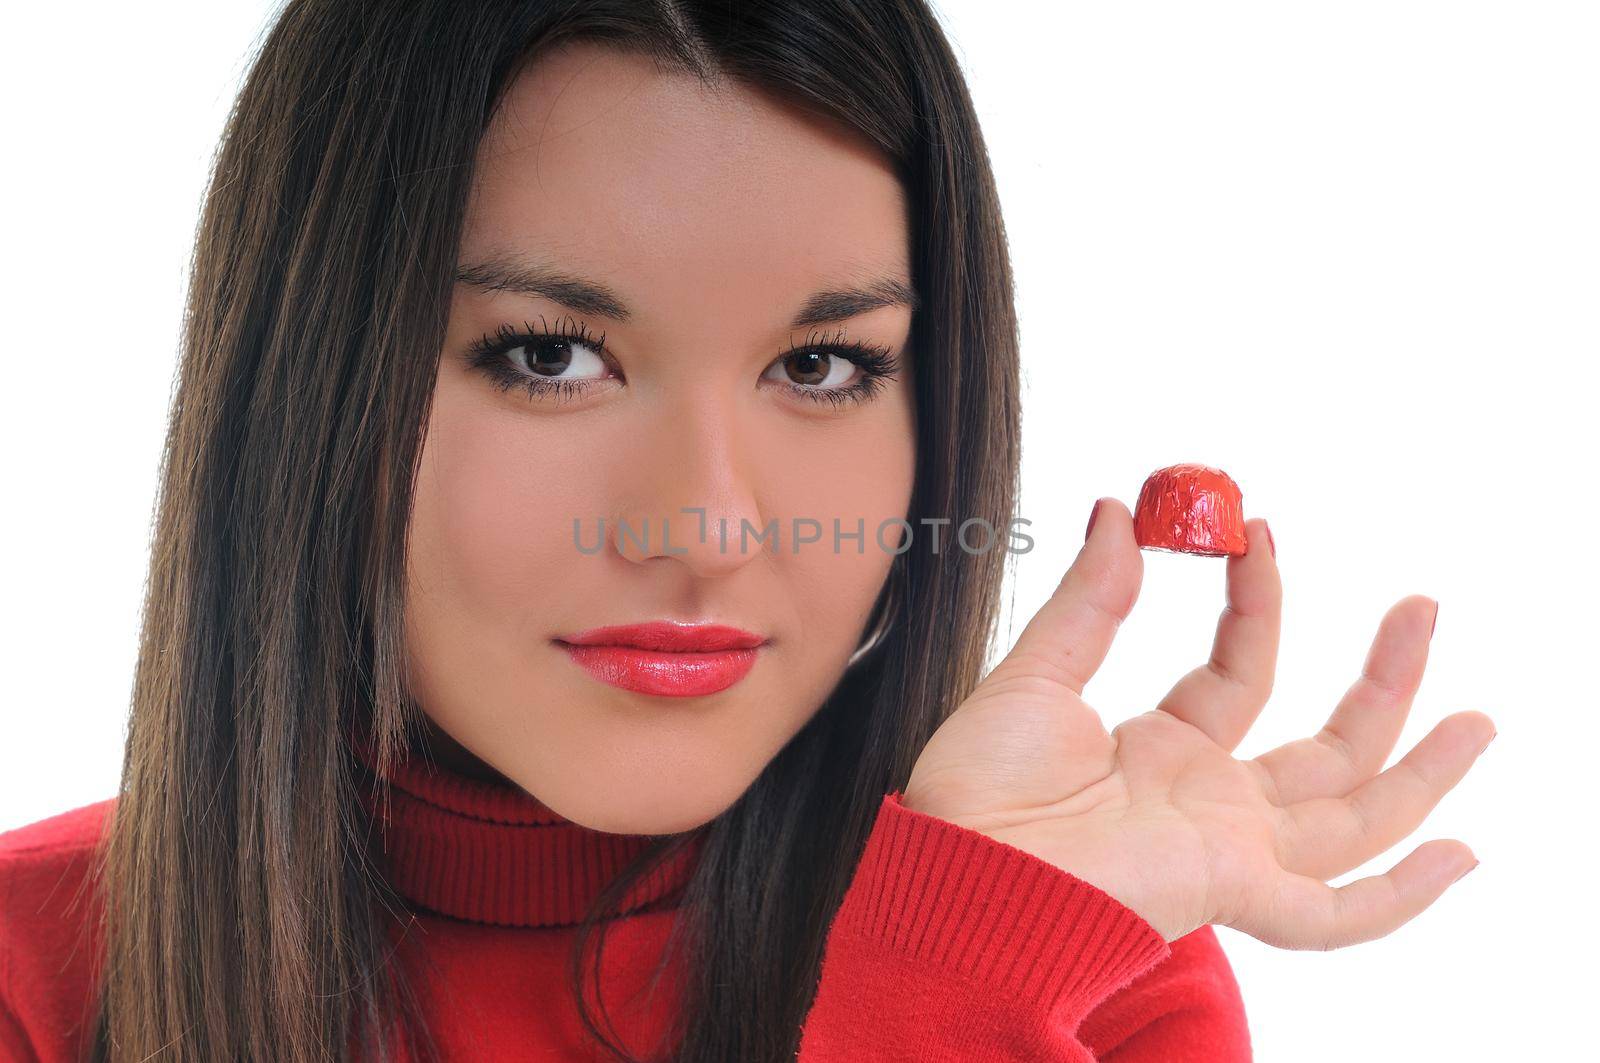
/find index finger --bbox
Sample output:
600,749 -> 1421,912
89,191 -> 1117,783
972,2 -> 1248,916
1154,518 -> 1282,751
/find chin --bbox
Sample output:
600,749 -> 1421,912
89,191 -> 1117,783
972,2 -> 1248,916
566,803 -> 723,838
541,783 -> 739,837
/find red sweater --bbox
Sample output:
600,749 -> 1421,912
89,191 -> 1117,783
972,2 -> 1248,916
0,741 -> 1250,1061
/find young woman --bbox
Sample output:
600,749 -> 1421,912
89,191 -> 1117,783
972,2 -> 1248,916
0,2 -> 1493,1061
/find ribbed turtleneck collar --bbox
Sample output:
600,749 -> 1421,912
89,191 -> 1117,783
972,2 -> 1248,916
350,731 -> 704,929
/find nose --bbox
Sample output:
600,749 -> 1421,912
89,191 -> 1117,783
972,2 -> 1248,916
611,394 -> 768,578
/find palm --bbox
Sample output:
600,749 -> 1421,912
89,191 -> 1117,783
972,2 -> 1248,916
903,501 -> 1493,947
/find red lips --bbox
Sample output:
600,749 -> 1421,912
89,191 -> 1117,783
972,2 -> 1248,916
554,622 -> 767,697
558,621 -> 765,651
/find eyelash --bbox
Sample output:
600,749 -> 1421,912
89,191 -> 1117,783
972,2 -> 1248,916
463,316 -> 901,409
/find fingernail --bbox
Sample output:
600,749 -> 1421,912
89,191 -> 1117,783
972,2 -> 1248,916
1085,499 -> 1102,543
1453,859 -> 1479,884
1481,730 -> 1497,754
1264,521 -> 1276,559
1430,601 -> 1439,639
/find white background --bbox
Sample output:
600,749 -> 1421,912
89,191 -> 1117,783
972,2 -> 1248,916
2,3 -> 1594,1060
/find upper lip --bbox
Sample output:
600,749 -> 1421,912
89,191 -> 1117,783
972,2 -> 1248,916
555,621 -> 768,652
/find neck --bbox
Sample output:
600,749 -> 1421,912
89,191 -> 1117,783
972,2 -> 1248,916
349,721 -> 707,927
412,715 -> 514,787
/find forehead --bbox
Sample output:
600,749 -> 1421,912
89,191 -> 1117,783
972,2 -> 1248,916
462,42 -> 910,325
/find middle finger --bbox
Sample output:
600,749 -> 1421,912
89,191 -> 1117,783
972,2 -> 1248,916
1251,595 -> 1439,806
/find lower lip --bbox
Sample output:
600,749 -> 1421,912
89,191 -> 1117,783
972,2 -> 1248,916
557,643 -> 761,697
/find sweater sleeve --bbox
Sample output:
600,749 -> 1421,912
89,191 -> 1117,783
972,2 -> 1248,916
795,792 -> 1249,1061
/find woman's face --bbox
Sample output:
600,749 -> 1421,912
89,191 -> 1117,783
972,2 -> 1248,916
404,42 -> 917,835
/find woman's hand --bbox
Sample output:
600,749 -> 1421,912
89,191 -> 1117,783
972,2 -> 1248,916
901,498 -> 1494,947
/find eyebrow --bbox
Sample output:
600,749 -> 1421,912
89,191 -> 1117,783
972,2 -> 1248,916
454,254 -> 920,331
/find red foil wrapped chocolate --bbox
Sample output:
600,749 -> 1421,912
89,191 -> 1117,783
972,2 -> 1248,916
1133,464 -> 1248,557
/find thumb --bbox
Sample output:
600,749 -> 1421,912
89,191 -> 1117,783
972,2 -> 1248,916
999,497 -> 1143,695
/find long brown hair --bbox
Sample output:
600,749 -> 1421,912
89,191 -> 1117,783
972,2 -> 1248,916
85,1 -> 1021,1059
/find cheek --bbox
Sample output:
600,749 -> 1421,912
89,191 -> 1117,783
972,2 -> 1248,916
772,394 -> 916,658
407,385 -> 600,640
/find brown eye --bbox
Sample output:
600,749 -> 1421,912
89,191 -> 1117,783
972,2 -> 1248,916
768,350 -> 858,389
508,337 -> 609,381
527,341 -> 573,376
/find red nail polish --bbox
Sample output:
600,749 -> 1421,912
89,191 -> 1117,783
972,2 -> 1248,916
1264,521 -> 1275,559
1430,601 -> 1439,639
1085,499 -> 1102,542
